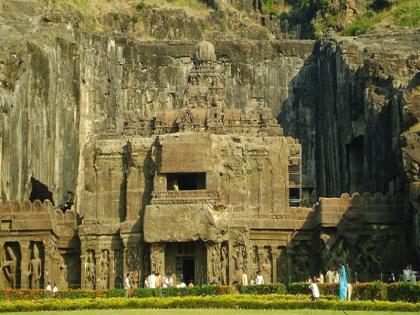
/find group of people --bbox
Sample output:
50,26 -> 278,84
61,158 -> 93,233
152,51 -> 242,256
45,281 -> 59,294
124,271 -> 196,297
308,264 -> 352,302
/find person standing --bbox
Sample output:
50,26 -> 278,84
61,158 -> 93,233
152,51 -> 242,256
325,269 -> 334,283
124,273 -> 132,298
308,277 -> 320,301
155,272 -> 163,288
255,270 -> 264,285
52,283 -> 59,295
333,270 -> 339,283
345,263 -> 353,301
241,271 -> 249,286
338,264 -> 347,301
148,271 -> 157,289
46,281 -> 52,292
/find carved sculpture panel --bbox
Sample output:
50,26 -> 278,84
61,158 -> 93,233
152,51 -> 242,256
1,244 -> 19,288
84,250 -> 96,289
28,243 -> 42,289
98,250 -> 110,289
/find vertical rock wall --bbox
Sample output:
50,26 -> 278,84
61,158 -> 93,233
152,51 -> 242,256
0,32 -> 314,206
0,37 -> 80,203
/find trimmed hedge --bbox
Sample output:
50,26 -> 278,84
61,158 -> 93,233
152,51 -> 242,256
1,282 -> 419,302
1,295 -> 420,313
240,284 -> 286,295
287,281 -> 418,302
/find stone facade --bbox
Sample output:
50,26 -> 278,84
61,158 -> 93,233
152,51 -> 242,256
0,40 -> 409,288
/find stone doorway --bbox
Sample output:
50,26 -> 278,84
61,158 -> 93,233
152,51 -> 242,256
165,242 -> 206,285
179,256 -> 195,284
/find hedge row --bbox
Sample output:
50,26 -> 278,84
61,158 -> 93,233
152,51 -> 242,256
288,282 -> 420,302
1,282 -> 419,302
1,295 -> 420,313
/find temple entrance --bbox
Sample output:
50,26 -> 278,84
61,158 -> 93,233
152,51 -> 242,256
182,257 -> 195,283
165,241 -> 206,285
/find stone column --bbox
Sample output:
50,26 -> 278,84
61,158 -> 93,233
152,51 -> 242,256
257,245 -> 264,273
150,243 -> 165,275
206,242 -> 221,285
80,252 -> 86,289
228,241 -> 234,285
20,240 -> 30,289
95,250 -> 101,290
109,250 -> 115,289
271,247 -> 280,284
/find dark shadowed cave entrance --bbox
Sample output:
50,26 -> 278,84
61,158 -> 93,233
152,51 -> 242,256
29,177 -> 54,205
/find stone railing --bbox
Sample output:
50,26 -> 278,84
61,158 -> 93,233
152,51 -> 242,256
150,190 -> 220,205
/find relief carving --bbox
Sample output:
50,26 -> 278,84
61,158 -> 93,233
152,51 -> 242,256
84,250 -> 96,289
29,243 -> 42,289
1,245 -> 18,288
99,250 -> 110,289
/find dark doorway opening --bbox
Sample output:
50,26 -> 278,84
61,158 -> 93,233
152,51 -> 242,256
29,177 -> 54,205
182,257 -> 195,284
167,173 -> 206,191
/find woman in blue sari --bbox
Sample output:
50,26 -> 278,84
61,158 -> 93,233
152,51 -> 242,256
338,264 -> 347,301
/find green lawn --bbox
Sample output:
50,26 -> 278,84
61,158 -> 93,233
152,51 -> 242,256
5,310 -> 420,315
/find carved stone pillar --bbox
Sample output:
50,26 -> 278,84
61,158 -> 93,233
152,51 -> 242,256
271,247 -> 280,284
109,250 -> 115,289
257,245 -> 264,273
206,242 -> 221,285
20,240 -> 30,289
150,243 -> 165,275
95,251 -> 101,290
80,252 -> 86,289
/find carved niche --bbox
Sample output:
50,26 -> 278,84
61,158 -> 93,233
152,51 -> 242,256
1,243 -> 20,288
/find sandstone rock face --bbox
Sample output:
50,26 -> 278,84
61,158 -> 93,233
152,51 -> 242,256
281,30 -> 420,265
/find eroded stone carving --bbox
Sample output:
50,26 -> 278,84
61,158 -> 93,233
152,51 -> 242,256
29,244 -> 42,289
99,250 -> 110,289
84,250 -> 96,289
2,246 -> 18,288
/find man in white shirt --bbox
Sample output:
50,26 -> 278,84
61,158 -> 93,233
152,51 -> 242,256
124,273 -> 132,297
52,283 -> 59,294
309,278 -> 320,301
148,271 -> 157,289
46,281 -> 52,292
255,270 -> 264,285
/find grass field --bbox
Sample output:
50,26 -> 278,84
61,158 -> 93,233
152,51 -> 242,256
4,310 -> 420,315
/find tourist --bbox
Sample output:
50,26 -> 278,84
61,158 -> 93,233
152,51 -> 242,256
124,273 -> 132,297
402,265 -> 416,282
338,264 -> 347,301
176,278 -> 187,288
241,271 -> 249,286
163,272 -> 174,288
188,280 -> 194,288
256,270 -> 264,285
345,263 -> 352,301
249,275 -> 255,285
155,272 -> 163,288
308,277 -> 320,301
333,270 -> 339,283
325,269 -> 334,283
46,281 -> 52,292
317,271 -> 324,283
52,283 -> 59,294
148,271 -> 157,289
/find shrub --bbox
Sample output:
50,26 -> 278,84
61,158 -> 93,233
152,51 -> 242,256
240,284 -> 286,295
1,296 -> 420,313
352,281 -> 388,301
388,282 -> 420,303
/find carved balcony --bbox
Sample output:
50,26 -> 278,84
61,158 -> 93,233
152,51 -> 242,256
150,190 -> 220,205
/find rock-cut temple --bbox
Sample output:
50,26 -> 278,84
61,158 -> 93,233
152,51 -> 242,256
0,41 -> 406,289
